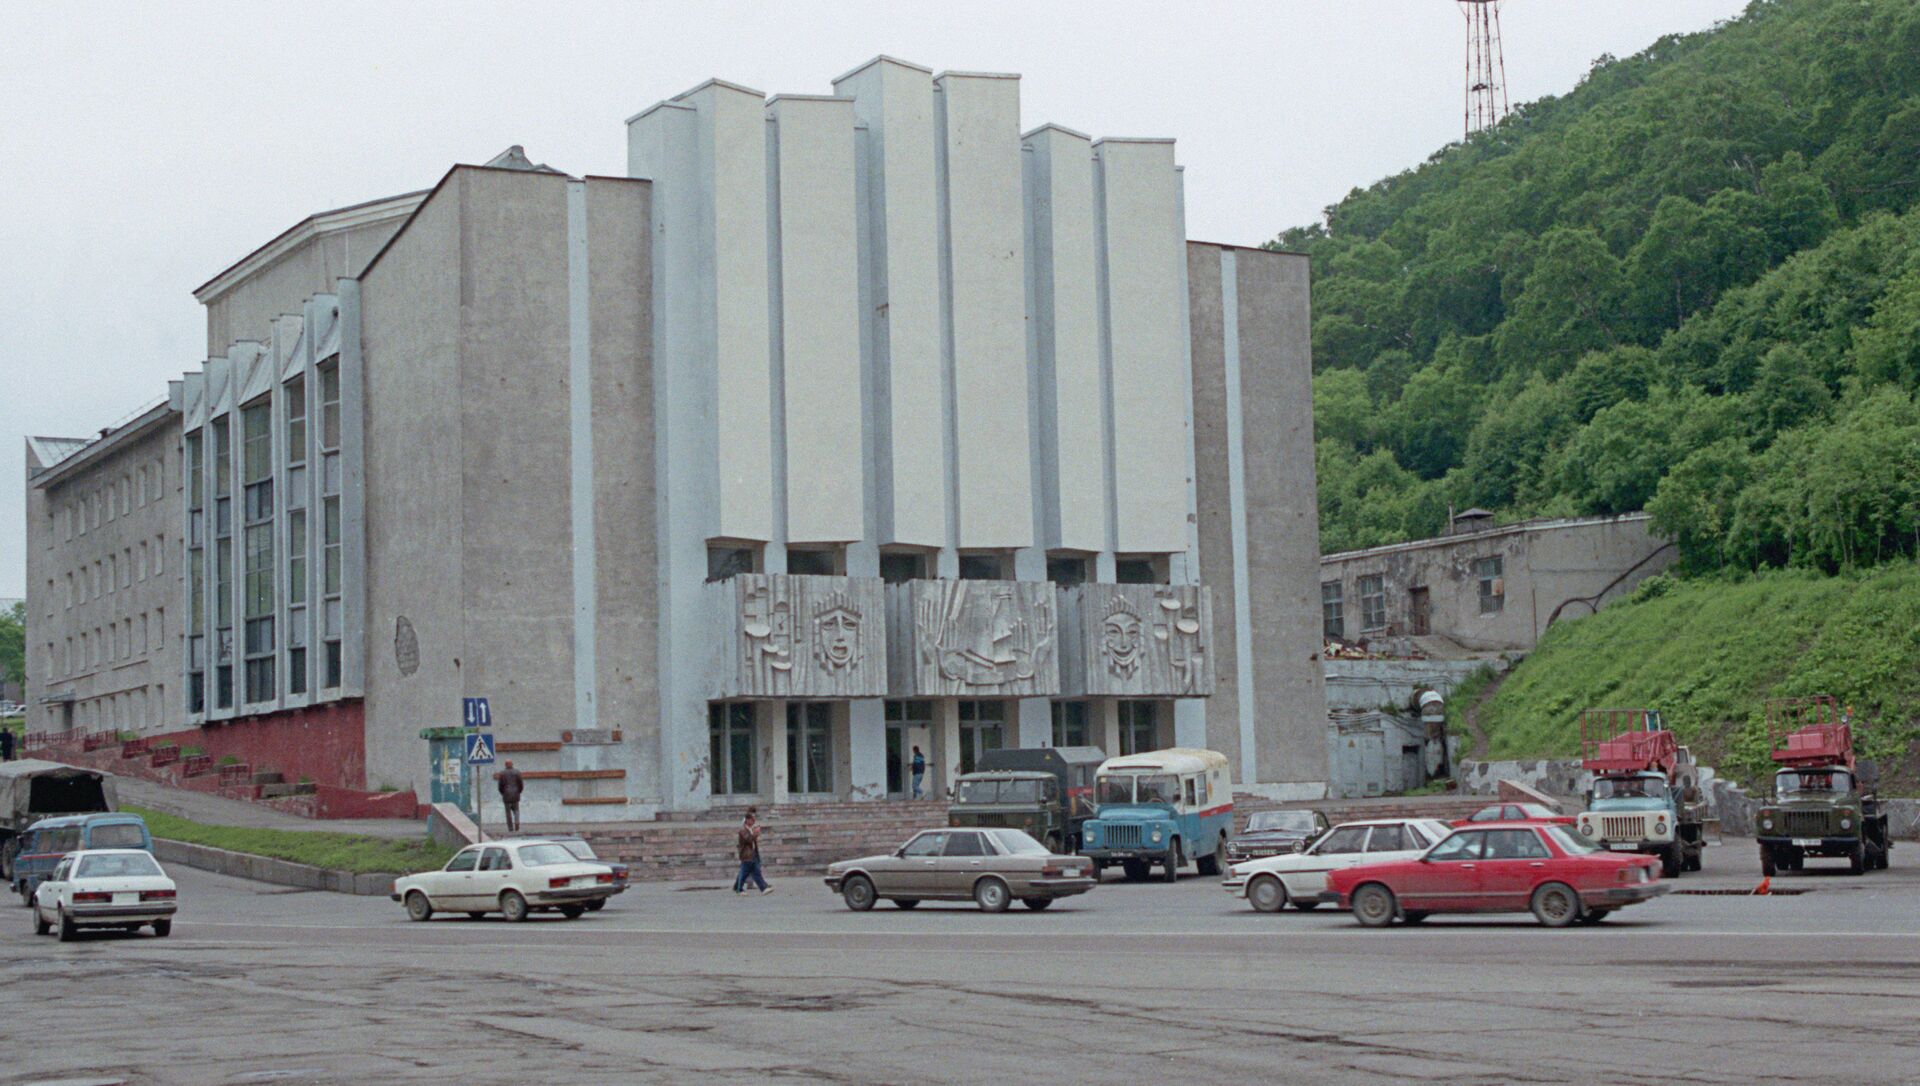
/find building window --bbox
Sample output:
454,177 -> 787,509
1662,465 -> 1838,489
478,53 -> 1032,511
214,418 -> 234,709
1051,700 -> 1090,747
1046,556 -> 1088,586
1358,574 -> 1387,632
708,703 -> 756,795
1115,557 -> 1159,585
785,548 -> 839,576
1321,581 -> 1344,640
957,700 -> 1005,773
1118,701 -> 1158,756
319,362 -> 343,689
706,544 -> 756,582
1475,556 -> 1505,615
957,553 -> 1006,581
288,502 -> 308,696
154,534 -> 164,575
884,700 -> 933,795
241,402 -> 275,704
786,702 -> 834,794
879,551 -> 925,584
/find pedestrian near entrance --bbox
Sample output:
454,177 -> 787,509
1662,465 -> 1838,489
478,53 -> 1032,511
495,760 -> 524,832
734,808 -> 772,894
0,728 -> 15,762
911,746 -> 926,799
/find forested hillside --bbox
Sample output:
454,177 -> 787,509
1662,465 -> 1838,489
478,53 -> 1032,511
1287,0 -> 1920,569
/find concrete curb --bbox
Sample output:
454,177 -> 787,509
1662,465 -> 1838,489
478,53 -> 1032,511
152,838 -> 397,896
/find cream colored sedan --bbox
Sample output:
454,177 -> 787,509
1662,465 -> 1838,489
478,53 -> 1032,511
1223,818 -> 1453,912
392,840 -> 616,922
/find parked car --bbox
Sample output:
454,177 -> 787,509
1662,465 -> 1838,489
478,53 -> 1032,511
10,812 -> 153,905
1451,802 -> 1575,828
31,849 -> 177,940
1324,822 -> 1667,927
1224,818 -> 1453,912
1226,809 -> 1331,864
534,836 -> 628,910
391,839 -> 617,922
824,827 -> 1096,912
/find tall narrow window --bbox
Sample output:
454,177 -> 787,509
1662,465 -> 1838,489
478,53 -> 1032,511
213,417 -> 234,709
1358,574 -> 1387,631
1474,555 -> 1505,615
709,703 -> 757,795
1118,702 -> 1158,756
1051,701 -> 1090,747
319,360 -> 343,688
785,703 -> 835,794
1321,581 -> 1345,640
241,402 -> 275,703
957,701 -> 1006,774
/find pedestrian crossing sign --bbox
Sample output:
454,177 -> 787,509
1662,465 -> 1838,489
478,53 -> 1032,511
465,732 -> 496,766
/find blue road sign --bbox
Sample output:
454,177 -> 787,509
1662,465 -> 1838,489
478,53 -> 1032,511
463,697 -> 492,728
465,732 -> 497,766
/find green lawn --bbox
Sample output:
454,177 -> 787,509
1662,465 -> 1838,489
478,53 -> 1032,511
1456,566 -> 1920,793
126,805 -> 455,875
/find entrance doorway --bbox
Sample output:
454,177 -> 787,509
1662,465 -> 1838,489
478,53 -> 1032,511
1409,586 -> 1431,636
885,700 -> 933,798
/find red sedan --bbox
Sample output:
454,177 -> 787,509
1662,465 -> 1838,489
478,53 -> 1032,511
1451,802 -> 1576,828
1324,822 -> 1667,927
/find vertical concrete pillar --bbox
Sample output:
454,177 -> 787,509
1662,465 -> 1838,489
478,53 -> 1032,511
1174,699 -> 1207,749
934,698 -> 962,797
764,701 -> 791,806
849,698 -> 887,801
1097,698 -> 1121,758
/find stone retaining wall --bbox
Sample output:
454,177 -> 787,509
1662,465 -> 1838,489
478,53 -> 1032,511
153,838 -> 396,896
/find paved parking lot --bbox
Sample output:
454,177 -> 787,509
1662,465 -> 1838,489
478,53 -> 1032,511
3,838 -> 1917,1085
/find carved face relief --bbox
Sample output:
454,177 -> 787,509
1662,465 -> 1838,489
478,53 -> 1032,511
812,596 -> 862,672
1103,601 -> 1144,679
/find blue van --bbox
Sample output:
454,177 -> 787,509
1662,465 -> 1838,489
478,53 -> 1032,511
1079,748 -> 1235,881
9,813 -> 153,904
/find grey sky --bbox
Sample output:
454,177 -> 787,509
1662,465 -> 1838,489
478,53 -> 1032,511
0,0 -> 1749,596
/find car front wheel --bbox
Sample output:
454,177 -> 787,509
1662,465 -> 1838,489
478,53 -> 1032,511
1248,874 -> 1289,914
974,877 -> 1011,913
1531,882 -> 1581,928
1351,884 -> 1396,928
500,890 -> 530,923
404,891 -> 434,922
841,875 -> 876,912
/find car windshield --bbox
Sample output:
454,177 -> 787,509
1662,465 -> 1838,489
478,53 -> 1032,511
988,829 -> 1051,855
1592,777 -> 1668,801
517,844 -> 577,867
76,853 -> 162,879
999,779 -> 1042,803
1096,775 -> 1134,805
1248,811 -> 1317,833
1777,770 -> 1851,795
1545,825 -> 1603,855
1135,775 -> 1180,805
88,823 -> 148,848
956,779 -> 997,804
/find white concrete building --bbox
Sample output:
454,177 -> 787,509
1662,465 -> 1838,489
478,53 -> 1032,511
25,60 -> 1328,820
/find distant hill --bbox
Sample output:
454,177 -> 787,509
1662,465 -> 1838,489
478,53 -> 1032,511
1287,0 -> 1920,573
1459,566 -> 1920,793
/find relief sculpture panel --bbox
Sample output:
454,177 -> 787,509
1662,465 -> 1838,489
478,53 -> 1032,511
711,574 -> 888,698
886,580 -> 1060,698
1060,583 -> 1215,697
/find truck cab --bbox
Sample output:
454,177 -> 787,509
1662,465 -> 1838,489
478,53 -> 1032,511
1574,709 -> 1704,877
1756,698 -> 1890,876
948,746 -> 1104,853
1078,748 -> 1233,882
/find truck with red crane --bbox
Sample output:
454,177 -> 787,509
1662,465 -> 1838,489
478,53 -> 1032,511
1756,697 -> 1890,876
1574,709 -> 1704,878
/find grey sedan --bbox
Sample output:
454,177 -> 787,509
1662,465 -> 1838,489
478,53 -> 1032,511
824,828 -> 1096,912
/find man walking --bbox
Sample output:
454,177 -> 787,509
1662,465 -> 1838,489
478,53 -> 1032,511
495,760 -> 524,832
734,807 -> 772,894
910,745 -> 926,800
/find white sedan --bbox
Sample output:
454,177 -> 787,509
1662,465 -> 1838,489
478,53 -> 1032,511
1223,818 -> 1454,912
392,839 -> 617,922
32,849 -> 178,940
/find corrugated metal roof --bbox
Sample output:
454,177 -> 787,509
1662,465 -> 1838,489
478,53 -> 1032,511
25,436 -> 91,470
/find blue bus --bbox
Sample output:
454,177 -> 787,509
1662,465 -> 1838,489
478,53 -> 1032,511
1079,748 -> 1235,881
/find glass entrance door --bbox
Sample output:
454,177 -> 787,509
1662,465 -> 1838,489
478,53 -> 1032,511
885,701 -> 933,798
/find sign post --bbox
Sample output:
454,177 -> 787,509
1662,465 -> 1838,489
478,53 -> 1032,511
465,718 -> 495,842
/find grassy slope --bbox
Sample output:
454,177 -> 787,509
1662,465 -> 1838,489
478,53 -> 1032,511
1463,567 -> 1920,791
127,805 -> 455,875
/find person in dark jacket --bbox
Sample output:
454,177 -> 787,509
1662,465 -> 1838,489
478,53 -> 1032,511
0,727 -> 15,762
910,746 -> 926,799
495,761 -> 524,831
733,808 -> 771,894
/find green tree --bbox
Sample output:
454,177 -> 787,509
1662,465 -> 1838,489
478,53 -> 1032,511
0,602 -> 23,690
1647,438 -> 1758,572
1493,228 -> 1626,377
1311,368 -> 1373,449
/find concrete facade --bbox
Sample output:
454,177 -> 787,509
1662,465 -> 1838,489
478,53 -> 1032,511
23,58 -> 1334,820
1318,513 -> 1676,653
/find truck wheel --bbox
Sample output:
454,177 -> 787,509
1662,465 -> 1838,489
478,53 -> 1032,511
1351,883 -> 1396,928
1162,840 -> 1182,882
1661,842 -> 1682,879
1849,837 -> 1866,876
1248,875 -> 1288,913
1530,882 -> 1581,928
1122,860 -> 1148,882
1196,835 -> 1227,878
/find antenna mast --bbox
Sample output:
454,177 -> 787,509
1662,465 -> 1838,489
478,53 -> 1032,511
1460,0 -> 1510,136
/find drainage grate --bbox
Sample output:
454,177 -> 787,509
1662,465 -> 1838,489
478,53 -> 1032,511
1673,887 -> 1808,896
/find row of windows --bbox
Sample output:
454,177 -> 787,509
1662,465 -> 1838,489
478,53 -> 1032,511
54,459 -> 168,543
707,545 -> 1167,585
55,537 -> 169,612
49,609 -> 166,678
1321,555 -> 1506,639
58,683 -> 166,732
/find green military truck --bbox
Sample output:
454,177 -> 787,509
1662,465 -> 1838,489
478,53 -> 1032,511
947,747 -> 1105,853
1757,697 -> 1891,876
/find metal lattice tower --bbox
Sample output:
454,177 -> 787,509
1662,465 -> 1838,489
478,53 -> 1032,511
1460,0 -> 1510,136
